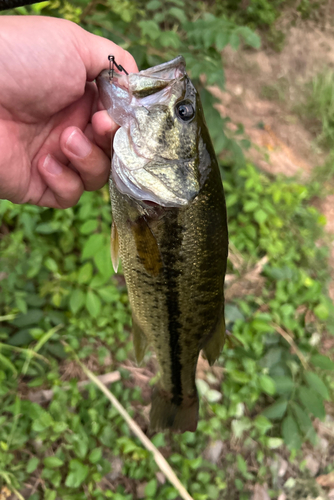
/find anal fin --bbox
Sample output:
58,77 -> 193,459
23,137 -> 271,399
202,310 -> 226,366
132,315 -> 147,365
111,220 -> 119,273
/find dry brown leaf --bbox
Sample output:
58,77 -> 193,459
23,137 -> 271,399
0,487 -> 11,500
252,484 -> 270,500
317,472 -> 334,489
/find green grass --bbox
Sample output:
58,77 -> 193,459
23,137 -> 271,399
1,159 -> 333,499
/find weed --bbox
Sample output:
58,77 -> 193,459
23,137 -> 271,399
298,68 -> 334,150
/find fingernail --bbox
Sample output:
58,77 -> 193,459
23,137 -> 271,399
43,154 -> 63,175
66,130 -> 92,158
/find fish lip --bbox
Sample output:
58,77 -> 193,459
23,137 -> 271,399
139,56 -> 186,76
97,55 -> 186,85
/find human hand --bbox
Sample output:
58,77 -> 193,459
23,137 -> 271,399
0,16 -> 138,208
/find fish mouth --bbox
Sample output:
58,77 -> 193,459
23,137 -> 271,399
97,56 -> 186,105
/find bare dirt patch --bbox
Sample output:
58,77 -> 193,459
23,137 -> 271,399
216,24 -> 334,298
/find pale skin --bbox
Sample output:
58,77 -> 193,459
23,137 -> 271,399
0,16 -> 138,208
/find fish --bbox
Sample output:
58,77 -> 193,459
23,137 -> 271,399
97,56 -> 228,433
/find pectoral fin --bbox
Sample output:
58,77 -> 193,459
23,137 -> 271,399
132,315 -> 147,365
202,310 -> 226,366
132,217 -> 163,277
111,220 -> 119,273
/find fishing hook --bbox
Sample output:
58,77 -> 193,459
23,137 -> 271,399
108,55 -> 129,81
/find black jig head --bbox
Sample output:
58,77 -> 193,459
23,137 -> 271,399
108,55 -> 129,81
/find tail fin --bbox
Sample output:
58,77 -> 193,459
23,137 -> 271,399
150,389 -> 199,433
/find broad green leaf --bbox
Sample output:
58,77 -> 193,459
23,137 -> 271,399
254,209 -> 268,224
45,491 -> 56,500
44,257 -> 58,273
314,303 -> 329,320
86,290 -> 101,318
253,415 -> 272,435
229,370 -> 250,384
26,457 -> 39,473
215,31 -> 229,51
11,309 -> 43,328
145,478 -> 157,497
281,415 -> 302,450
73,438 -> 88,459
298,386 -> 325,420
94,245 -> 113,277
236,454 -> 247,476
5,329 -> 32,347
229,31 -> 240,50
69,289 -> 85,315
146,0 -> 161,10
305,372 -> 330,400
272,376 -> 294,395
77,262 -> 93,284
290,401 -> 317,443
259,375 -> 276,395
35,222 -> 59,234
65,459 -> 89,488
235,26 -> 261,49
251,319 -> 274,333
89,447 -> 102,464
244,200 -> 258,212
80,219 -> 98,234
168,6 -> 187,23
310,354 -> 334,370
262,398 -> 287,420
43,456 -> 64,469
139,20 -> 160,40
82,234 -> 104,260
97,286 -> 120,303
159,31 -> 180,49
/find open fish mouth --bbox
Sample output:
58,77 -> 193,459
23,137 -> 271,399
97,55 -> 202,208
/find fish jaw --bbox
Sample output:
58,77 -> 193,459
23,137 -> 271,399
111,127 -> 201,208
97,56 -> 209,209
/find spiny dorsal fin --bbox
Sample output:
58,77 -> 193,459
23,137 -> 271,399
111,220 -> 119,273
132,315 -> 147,365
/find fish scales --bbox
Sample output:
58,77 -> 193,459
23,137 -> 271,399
97,56 -> 228,432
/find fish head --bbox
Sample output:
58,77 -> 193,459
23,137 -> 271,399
97,56 -> 212,208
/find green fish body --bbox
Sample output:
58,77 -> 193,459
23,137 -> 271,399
97,56 -> 228,432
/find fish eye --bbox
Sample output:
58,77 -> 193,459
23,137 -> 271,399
176,101 -> 195,122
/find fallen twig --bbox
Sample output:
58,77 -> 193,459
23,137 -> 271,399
65,345 -> 194,500
28,371 -> 120,404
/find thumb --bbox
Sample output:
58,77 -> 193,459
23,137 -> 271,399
74,25 -> 139,81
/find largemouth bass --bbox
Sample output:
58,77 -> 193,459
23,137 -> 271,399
97,56 -> 228,433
